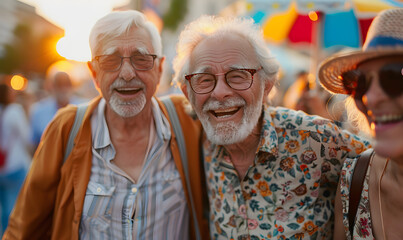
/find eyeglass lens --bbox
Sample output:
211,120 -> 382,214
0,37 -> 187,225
342,63 -> 403,99
188,69 -> 255,94
98,54 -> 155,71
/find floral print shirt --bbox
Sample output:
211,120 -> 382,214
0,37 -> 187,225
340,157 -> 375,240
203,106 -> 371,240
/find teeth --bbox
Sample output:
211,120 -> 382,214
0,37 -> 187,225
117,87 -> 140,91
375,114 -> 403,123
214,107 -> 238,114
212,107 -> 239,118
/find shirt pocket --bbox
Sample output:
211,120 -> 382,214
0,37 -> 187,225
81,181 -> 116,231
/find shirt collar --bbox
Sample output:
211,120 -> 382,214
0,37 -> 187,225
257,105 -> 279,157
93,98 -> 110,150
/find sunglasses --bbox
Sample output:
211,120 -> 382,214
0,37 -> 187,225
341,62 -> 403,99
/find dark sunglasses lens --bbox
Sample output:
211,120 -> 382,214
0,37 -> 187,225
341,70 -> 357,94
354,74 -> 369,99
379,63 -> 403,98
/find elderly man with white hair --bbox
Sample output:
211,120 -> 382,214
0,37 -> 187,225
4,10 -> 208,240
173,15 -> 371,240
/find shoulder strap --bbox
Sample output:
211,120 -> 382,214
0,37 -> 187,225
63,103 -> 88,164
348,148 -> 374,236
161,97 -> 201,240
0,107 -> 4,149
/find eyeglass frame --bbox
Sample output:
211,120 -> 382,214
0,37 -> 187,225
184,67 -> 263,94
93,54 -> 158,72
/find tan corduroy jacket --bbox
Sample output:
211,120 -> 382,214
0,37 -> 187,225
3,95 -> 209,240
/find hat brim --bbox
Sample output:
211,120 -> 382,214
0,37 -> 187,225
318,49 -> 403,95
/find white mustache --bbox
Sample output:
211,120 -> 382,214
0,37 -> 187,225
202,97 -> 245,112
110,79 -> 145,89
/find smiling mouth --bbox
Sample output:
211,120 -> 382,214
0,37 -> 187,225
211,107 -> 240,118
374,114 -> 403,125
115,87 -> 142,95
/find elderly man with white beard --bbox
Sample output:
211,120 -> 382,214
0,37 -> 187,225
173,15 -> 371,240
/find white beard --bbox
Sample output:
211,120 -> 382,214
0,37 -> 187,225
109,79 -> 146,118
189,90 -> 264,145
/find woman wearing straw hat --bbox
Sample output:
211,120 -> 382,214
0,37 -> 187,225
318,8 -> 403,240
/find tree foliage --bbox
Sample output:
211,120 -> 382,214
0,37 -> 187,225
0,23 -> 63,76
162,0 -> 188,31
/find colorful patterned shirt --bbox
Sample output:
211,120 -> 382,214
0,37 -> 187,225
340,157 -> 375,240
204,106 -> 371,240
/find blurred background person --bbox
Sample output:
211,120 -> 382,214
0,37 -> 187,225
29,71 -> 84,149
0,83 -> 31,236
283,70 -> 312,111
318,8 -> 403,239
282,69 -> 352,132
282,71 -> 332,117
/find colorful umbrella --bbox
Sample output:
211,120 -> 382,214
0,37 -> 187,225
243,0 -> 398,89
246,0 -> 396,49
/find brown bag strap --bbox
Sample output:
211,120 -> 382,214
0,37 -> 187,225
348,148 -> 375,236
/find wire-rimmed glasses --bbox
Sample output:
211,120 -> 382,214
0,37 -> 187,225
94,54 -> 157,72
185,67 -> 262,94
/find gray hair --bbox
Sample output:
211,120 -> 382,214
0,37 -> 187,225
173,15 -> 280,87
89,10 -> 162,58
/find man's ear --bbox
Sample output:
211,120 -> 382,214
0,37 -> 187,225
158,56 -> 165,74
87,61 -> 100,88
87,61 -> 96,78
181,83 -> 189,100
263,80 -> 274,97
155,57 -> 165,85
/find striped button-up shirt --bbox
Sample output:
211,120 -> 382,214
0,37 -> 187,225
79,98 -> 189,240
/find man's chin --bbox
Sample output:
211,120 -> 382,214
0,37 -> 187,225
109,96 -> 146,118
204,122 -> 251,145
207,135 -> 247,146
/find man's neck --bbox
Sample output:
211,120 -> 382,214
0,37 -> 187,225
105,103 -> 154,182
223,118 -> 263,180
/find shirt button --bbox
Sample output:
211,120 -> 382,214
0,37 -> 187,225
131,187 -> 137,193
97,187 -> 102,193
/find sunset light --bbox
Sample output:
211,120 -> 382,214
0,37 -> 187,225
20,0 -> 129,62
10,75 -> 28,91
56,35 -> 92,62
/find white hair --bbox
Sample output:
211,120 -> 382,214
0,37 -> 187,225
344,96 -> 372,139
89,10 -> 162,58
173,15 -> 280,87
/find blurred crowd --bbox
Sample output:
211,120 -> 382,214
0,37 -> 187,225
0,71 -> 90,234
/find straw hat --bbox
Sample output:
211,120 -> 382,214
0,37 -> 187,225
318,8 -> 403,94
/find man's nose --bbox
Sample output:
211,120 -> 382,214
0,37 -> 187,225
119,58 -> 137,81
210,75 -> 233,100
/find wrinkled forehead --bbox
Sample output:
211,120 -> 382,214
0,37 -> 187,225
189,34 -> 259,73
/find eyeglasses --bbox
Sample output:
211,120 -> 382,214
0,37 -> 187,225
341,62 -> 403,99
94,54 -> 157,72
185,68 -> 262,94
